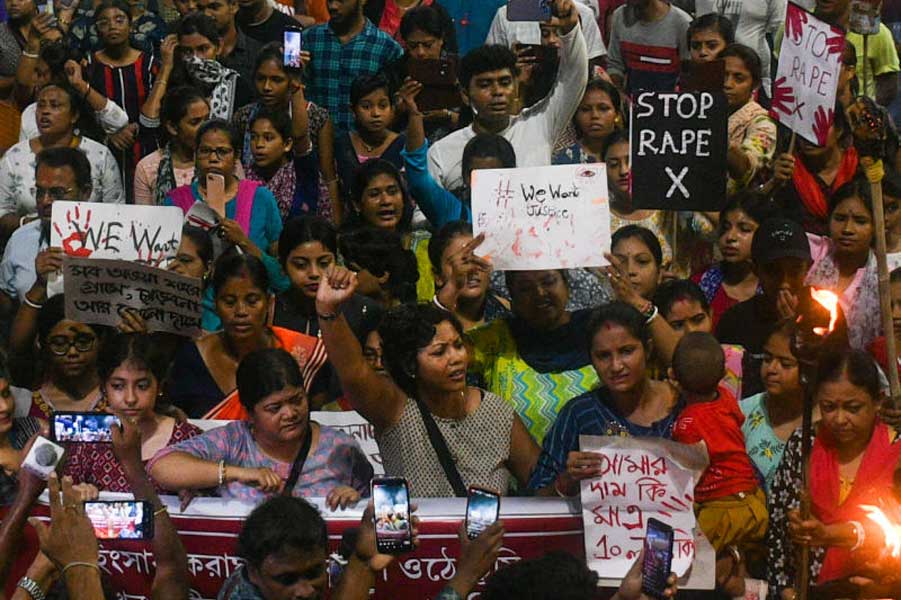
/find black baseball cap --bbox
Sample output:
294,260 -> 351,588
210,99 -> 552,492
751,218 -> 811,265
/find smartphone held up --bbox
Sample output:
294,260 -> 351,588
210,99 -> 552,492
641,518 -> 675,600
284,27 -> 303,70
85,500 -> 155,540
465,486 -> 500,539
371,477 -> 414,554
52,411 -> 121,443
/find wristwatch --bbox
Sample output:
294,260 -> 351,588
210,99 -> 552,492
17,577 -> 47,600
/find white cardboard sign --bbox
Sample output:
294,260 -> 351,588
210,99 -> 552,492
772,2 -> 846,145
579,435 -> 708,579
471,164 -> 610,270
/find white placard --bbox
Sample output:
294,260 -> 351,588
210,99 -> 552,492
51,201 -> 184,266
579,435 -> 708,579
471,164 -> 610,270
771,3 -> 846,145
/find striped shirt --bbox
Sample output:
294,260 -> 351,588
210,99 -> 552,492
301,20 -> 402,132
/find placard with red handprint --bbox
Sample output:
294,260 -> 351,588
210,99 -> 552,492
50,201 -> 184,266
772,2 -> 845,145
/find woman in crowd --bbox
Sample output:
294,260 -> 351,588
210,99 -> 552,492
232,44 -> 336,220
134,87 -> 211,205
345,158 -> 433,301
168,13 -> 252,121
767,348 -> 901,597
28,295 -> 104,419
338,225 -> 420,308
686,13 -> 732,64
807,178 -> 881,350
335,75 -> 406,213
68,0 -> 167,55
553,78 -> 623,166
0,82 -> 124,220
740,321 -> 803,493
772,108 -> 857,235
719,44 -> 777,196
611,225 -> 664,303
166,251 -> 325,418
0,362 -> 42,505
528,302 -> 681,495
384,4 -> 460,142
316,263 -> 539,497
692,190 -> 775,327
365,0 -> 456,48
429,221 -> 508,331
63,333 -> 202,493
246,108 -> 320,220
165,119 -> 286,302
86,0 -> 160,199
468,267 -> 600,444
150,348 -> 372,506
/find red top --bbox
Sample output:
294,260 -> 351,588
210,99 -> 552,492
672,386 -> 758,502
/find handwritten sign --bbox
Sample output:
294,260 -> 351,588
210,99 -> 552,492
471,164 -> 610,270
63,257 -> 202,337
630,91 -> 728,211
51,202 -> 184,266
772,3 -> 845,145
579,435 -> 707,579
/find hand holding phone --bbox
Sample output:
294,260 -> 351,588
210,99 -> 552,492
206,173 -> 226,217
371,477 -> 414,554
641,518 -> 675,600
52,412 -> 121,443
85,500 -> 155,540
508,0 -> 551,21
283,27 -> 303,69
465,487 -> 500,539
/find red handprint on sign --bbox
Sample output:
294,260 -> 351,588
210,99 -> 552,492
770,77 -> 796,117
52,205 -> 94,257
812,105 -> 834,146
825,33 -> 845,56
785,4 -> 809,43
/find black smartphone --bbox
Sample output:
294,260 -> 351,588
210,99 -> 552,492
407,56 -> 462,111
283,26 -> 303,69
52,412 -> 120,443
371,477 -> 414,554
513,43 -> 559,65
84,500 -> 155,540
641,518 -> 674,600
508,0 -> 551,21
465,486 -> 500,539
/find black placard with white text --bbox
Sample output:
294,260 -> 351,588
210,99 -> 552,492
630,91 -> 728,211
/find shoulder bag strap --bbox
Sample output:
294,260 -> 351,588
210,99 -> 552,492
282,426 -> 314,496
412,398 -> 468,497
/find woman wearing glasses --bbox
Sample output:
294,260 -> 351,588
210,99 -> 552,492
26,294 -> 105,419
165,119 -> 286,329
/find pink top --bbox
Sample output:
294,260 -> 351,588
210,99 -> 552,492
133,149 -> 245,205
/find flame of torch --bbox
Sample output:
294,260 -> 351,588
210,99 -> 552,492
862,504 -> 901,559
810,288 -> 839,337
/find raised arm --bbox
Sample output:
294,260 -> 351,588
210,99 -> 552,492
112,422 -> 189,600
316,266 -> 407,431
290,53 -> 312,155
140,35 -> 176,126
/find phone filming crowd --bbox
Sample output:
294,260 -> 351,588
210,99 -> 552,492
0,0 -> 900,597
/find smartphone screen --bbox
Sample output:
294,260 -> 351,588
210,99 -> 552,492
283,28 -> 303,69
371,477 -> 413,554
52,412 -> 120,443
641,518 -> 675,599
508,0 -> 551,21
36,0 -> 54,15
85,501 -> 154,540
465,487 -> 500,539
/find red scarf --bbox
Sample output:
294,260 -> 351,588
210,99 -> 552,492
809,419 -> 901,583
792,146 -> 859,222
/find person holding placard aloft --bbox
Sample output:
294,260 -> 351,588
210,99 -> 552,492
427,0 -> 587,194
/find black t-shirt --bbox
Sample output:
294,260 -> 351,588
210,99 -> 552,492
238,8 -> 299,45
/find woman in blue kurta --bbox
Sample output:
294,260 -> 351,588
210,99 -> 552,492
165,119 -> 286,329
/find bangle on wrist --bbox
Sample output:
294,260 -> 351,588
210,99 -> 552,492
432,294 -> 452,312
23,294 -> 44,310
317,310 -> 338,321
153,506 -> 168,518
217,459 -> 225,486
849,520 -> 866,551
554,476 -> 574,498
17,576 -> 47,600
22,50 -> 39,59
61,562 -> 100,576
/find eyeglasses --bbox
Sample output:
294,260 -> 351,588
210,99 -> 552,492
47,334 -> 96,356
96,16 -> 128,28
197,146 -> 234,159
35,186 -> 75,202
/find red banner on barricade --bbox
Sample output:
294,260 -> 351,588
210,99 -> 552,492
4,497 -> 586,599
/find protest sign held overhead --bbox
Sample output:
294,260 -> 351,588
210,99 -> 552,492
63,257 -> 202,337
51,202 -> 184,267
630,91 -> 728,211
772,3 -> 845,145
471,163 -> 610,271
579,435 -> 707,579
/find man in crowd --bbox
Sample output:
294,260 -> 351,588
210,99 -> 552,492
301,0 -> 403,132
428,0 -> 587,193
198,0 -> 261,83
236,0 -> 297,44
